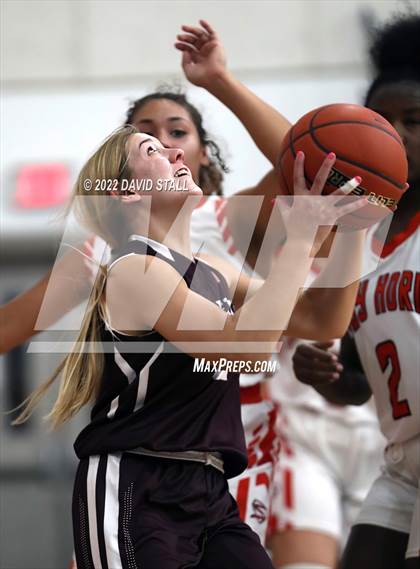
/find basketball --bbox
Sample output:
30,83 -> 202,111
278,103 -> 409,228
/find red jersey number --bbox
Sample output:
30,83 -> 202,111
375,340 -> 412,420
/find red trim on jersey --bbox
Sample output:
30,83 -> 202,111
215,196 -> 226,208
222,226 -> 231,243
216,209 -> 225,226
283,468 -> 294,510
256,472 -> 271,489
213,198 -> 239,255
215,197 -> 227,218
371,212 -> 420,258
240,383 -> 264,404
283,521 -> 295,531
279,433 -> 294,457
194,196 -> 207,209
236,477 -> 250,521
268,512 -> 279,535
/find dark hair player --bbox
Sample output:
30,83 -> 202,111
292,13 -> 420,569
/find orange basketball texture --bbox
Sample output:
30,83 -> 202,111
278,104 -> 408,226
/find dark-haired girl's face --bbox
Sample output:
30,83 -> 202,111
129,99 -> 210,186
368,81 -> 420,183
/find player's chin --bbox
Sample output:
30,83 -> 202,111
169,181 -> 203,208
188,183 -> 203,196
182,180 -> 203,197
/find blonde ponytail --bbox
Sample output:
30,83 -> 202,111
13,266 -> 108,429
12,125 -> 138,429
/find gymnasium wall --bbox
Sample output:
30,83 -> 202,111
1,0 -> 410,81
2,0 -> 416,239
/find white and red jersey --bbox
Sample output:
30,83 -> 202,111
349,213 -> 420,444
191,196 -> 266,388
191,196 -> 247,267
268,266 -> 378,425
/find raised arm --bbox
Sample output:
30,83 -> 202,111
175,20 -> 291,166
175,20 -> 291,263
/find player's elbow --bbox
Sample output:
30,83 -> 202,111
333,372 -> 372,406
346,374 -> 372,405
329,322 -> 350,341
350,390 -> 372,406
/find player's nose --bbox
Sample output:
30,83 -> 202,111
166,147 -> 184,163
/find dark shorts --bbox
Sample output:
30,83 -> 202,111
72,452 -> 274,569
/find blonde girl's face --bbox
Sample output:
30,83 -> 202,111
125,133 -> 202,198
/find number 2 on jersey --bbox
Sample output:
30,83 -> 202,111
375,340 -> 412,420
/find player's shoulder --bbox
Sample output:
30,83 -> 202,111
108,252 -> 186,296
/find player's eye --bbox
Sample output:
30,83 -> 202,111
170,129 -> 187,138
147,145 -> 160,155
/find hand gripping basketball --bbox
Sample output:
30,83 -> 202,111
276,151 -> 368,247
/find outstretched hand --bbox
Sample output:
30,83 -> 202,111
175,20 -> 227,88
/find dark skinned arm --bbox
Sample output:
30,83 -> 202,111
292,334 -> 372,405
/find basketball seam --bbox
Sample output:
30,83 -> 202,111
313,119 -> 404,148
307,121 -> 405,190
